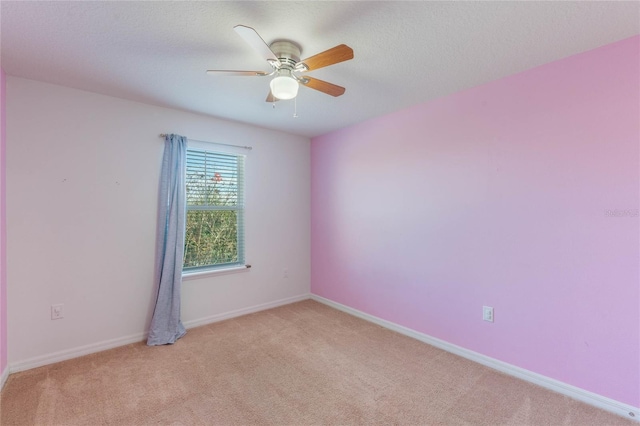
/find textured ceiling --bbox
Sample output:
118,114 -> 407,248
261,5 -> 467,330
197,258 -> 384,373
1,1 -> 639,138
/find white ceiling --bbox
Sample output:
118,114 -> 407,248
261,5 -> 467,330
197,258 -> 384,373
1,1 -> 638,138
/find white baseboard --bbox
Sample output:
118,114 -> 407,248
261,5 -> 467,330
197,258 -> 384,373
182,293 -> 310,329
311,294 -> 640,422
0,364 -> 9,390
9,331 -> 147,373
8,293 -> 311,375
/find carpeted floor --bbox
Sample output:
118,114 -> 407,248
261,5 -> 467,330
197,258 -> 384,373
0,300 -> 635,425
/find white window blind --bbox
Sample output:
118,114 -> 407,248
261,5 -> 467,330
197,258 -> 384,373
183,148 -> 245,271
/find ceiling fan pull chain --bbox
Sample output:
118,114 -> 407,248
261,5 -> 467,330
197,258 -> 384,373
293,96 -> 299,118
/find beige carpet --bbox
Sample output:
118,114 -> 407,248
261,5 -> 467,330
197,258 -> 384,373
0,300 -> 635,425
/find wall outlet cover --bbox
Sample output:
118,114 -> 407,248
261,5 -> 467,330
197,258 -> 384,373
51,304 -> 64,320
483,306 -> 494,322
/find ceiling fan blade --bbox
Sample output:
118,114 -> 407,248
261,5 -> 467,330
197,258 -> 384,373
234,25 -> 281,67
299,44 -> 353,72
206,70 -> 270,76
301,77 -> 346,97
266,90 -> 280,103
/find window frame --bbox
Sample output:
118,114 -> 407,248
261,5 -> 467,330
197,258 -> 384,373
182,144 -> 246,277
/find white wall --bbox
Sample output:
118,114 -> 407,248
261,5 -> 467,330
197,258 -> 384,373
6,77 -> 310,366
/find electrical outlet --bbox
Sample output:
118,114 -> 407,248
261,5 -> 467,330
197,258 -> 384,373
51,304 -> 64,320
483,306 -> 494,322
283,268 -> 289,279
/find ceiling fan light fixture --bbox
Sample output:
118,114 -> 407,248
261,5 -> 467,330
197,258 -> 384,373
270,71 -> 299,100
208,26 -> 353,102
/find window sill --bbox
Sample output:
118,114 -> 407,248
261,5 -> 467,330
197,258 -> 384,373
182,265 -> 251,281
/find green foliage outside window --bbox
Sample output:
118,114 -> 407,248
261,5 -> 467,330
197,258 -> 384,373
184,210 -> 238,268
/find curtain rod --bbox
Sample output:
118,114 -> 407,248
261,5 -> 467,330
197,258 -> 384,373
159,134 -> 252,151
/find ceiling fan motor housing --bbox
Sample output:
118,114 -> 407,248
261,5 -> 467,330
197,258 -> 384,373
269,40 -> 302,69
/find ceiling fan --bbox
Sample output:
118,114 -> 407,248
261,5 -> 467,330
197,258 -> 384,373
207,25 -> 354,102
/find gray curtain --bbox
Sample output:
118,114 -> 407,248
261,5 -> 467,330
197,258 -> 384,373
147,134 -> 187,345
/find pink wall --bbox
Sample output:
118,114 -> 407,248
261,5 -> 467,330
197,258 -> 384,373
0,67 -> 6,377
311,36 -> 639,406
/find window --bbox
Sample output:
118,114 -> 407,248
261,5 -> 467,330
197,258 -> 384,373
184,148 -> 245,272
